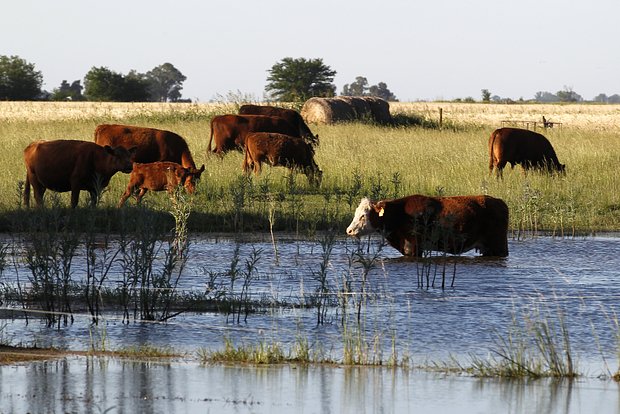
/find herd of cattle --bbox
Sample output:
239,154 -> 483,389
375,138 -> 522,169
22,104 -> 566,258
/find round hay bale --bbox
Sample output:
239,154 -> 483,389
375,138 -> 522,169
301,96 -> 392,125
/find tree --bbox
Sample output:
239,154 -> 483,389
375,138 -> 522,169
481,89 -> 491,103
608,94 -> 620,104
0,55 -> 43,100
265,57 -> 336,102
593,93 -> 608,103
534,91 -> 559,102
51,80 -> 85,101
369,82 -> 397,101
146,63 -> 187,102
84,66 -> 150,102
342,76 -> 369,96
556,86 -> 582,103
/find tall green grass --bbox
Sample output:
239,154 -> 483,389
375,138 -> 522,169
2,106 -> 619,233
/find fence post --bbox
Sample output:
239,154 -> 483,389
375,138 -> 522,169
439,107 -> 443,128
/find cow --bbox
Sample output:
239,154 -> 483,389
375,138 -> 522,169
242,132 -> 322,186
118,162 -> 205,207
207,114 -> 301,155
489,127 -> 565,178
94,124 -> 201,171
24,139 -> 136,208
346,195 -> 509,257
238,104 -> 318,146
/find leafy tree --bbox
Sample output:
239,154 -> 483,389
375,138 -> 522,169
84,66 -> 150,101
51,80 -> 85,101
481,89 -> 491,103
556,86 -> 582,103
146,62 -> 186,102
342,76 -> 369,96
265,57 -> 336,102
608,94 -> 620,104
369,82 -> 397,101
0,55 -> 43,100
593,93 -> 608,103
534,91 -> 559,102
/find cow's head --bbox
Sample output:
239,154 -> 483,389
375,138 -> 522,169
346,197 -> 384,238
183,164 -> 205,194
104,145 -> 137,173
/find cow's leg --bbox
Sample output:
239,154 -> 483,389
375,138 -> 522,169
495,161 -> 508,179
135,188 -> 148,204
29,177 -> 46,207
118,185 -> 134,207
253,160 -> 262,175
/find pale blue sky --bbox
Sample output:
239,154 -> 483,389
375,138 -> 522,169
3,0 -> 619,101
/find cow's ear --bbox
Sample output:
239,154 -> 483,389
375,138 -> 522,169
103,145 -> 114,154
373,201 -> 386,217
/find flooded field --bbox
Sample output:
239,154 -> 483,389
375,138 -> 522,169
1,234 -> 620,413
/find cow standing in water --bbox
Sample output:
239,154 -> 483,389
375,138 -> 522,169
208,114 -> 300,155
238,104 -> 318,146
489,127 -> 565,178
118,162 -> 205,207
242,132 -> 322,186
346,195 -> 509,257
24,140 -> 136,208
94,124 -> 204,174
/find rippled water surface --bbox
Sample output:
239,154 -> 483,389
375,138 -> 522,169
1,234 -> 620,413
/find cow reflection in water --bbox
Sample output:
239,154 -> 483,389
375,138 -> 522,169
346,195 -> 509,257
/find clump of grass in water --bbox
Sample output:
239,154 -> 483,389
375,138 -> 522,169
459,306 -> 579,379
199,336 -> 286,364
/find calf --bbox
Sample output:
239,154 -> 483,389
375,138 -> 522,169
238,104 -> 318,146
489,127 -> 565,178
24,139 -> 136,208
242,132 -> 322,186
118,162 -> 205,206
346,195 -> 509,257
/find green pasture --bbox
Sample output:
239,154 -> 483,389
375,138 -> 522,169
1,106 -> 619,235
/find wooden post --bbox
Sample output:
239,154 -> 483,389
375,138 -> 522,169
439,108 -> 443,128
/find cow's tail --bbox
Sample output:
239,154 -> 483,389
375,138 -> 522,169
488,130 -> 498,175
242,145 -> 251,174
207,120 -> 214,153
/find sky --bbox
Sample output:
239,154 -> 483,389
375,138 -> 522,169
3,0 -> 620,102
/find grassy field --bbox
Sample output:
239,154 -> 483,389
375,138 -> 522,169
1,101 -> 619,234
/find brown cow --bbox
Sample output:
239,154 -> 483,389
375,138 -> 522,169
489,127 -> 565,178
242,132 -> 322,186
208,114 -> 300,155
94,124 -> 202,171
118,162 -> 205,207
238,104 -> 318,146
24,139 -> 136,208
346,195 -> 509,257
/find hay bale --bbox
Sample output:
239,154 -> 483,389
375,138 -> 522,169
301,96 -> 392,125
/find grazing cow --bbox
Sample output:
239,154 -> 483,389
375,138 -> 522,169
238,104 -> 318,146
208,114 -> 300,155
24,140 -> 136,208
94,124 -> 201,171
489,127 -> 565,178
118,162 -> 205,207
242,132 -> 322,186
346,195 -> 509,257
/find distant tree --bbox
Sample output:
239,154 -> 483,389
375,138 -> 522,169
342,76 -> 369,96
608,94 -> 620,104
593,93 -> 608,103
534,91 -> 559,102
146,62 -> 186,102
481,89 -> 491,103
84,66 -> 150,101
0,55 -> 43,100
556,86 -> 582,102
369,82 -> 397,101
265,57 -> 336,102
51,80 -> 85,101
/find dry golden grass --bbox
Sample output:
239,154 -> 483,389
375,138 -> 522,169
392,102 -> 620,131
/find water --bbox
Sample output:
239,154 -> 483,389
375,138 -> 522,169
1,234 -> 620,413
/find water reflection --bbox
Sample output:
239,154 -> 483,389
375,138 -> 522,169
2,358 -> 620,414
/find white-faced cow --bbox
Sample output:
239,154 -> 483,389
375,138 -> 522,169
24,139 -> 136,208
346,195 -> 509,257
489,127 -> 565,178
118,161 -> 205,207
242,132 -> 322,186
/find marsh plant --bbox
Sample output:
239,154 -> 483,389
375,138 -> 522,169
310,232 -> 337,325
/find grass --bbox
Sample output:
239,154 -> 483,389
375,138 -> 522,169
1,101 -> 620,234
